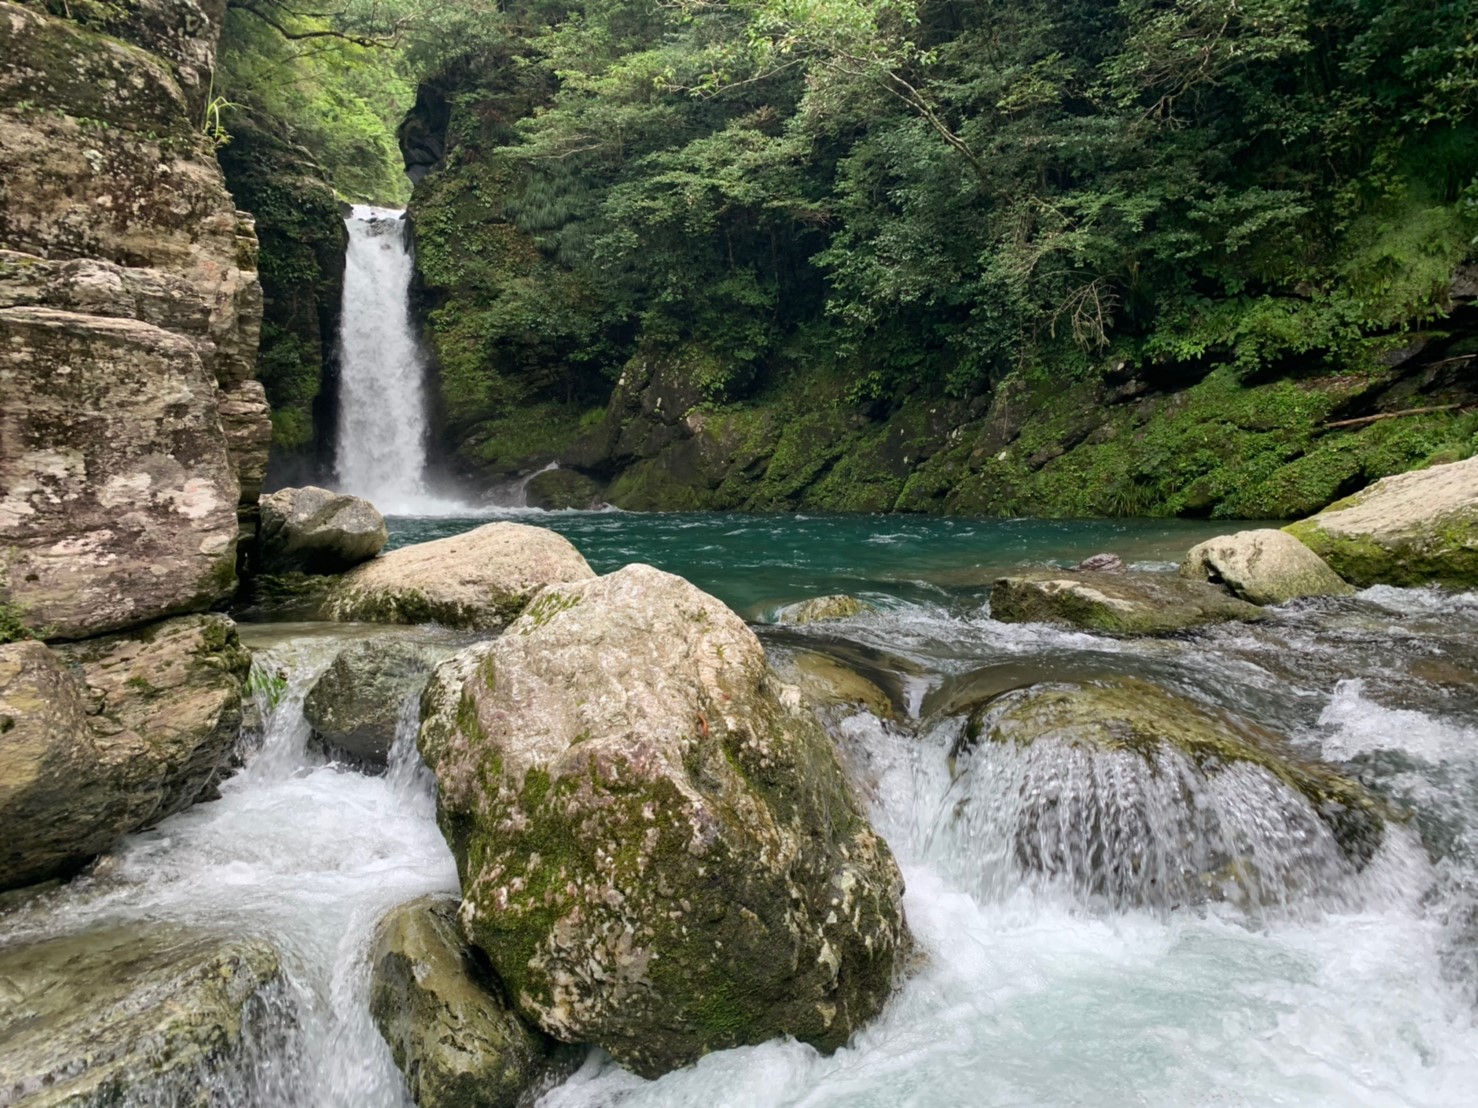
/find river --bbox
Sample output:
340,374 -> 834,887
4,510 -> 1477,1107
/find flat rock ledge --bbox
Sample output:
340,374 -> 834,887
0,924 -> 284,1108
322,522 -> 595,630
991,570 -> 1264,634
1284,455 -> 1478,588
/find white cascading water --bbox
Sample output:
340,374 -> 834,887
334,205 -> 462,515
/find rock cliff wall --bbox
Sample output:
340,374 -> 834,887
0,0 -> 267,638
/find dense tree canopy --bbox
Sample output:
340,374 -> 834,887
219,0 -> 1478,424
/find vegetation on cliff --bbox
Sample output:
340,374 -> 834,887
218,0 -> 1478,515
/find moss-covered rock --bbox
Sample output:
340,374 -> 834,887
0,923 -> 283,1108
418,564 -> 910,1077
958,679 -> 1389,899
523,467 -> 605,511
1283,454 -> 1478,587
776,594 -> 874,625
2,614 -> 249,890
324,522 -> 594,630
370,896 -> 558,1108
991,571 -> 1264,634
1181,528 -> 1355,604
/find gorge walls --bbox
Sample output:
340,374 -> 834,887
0,0 -> 266,638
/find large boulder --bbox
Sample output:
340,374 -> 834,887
0,1 -> 268,638
991,570 -> 1263,634
370,897 -> 556,1108
0,924 -> 283,1108
1181,528 -> 1355,605
1284,455 -> 1478,587
418,564 -> 910,1077
258,486 -> 388,575
956,679 -> 1388,906
324,522 -> 595,630
1,615 -> 250,890
304,638 -> 456,767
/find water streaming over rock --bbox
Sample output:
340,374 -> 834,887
5,515 -> 1478,1105
333,206 -> 462,515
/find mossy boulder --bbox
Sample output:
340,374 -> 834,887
258,486 -> 388,575
0,924 -> 283,1108
304,638 -> 455,768
776,650 -> 895,721
2,615 -> 249,890
1180,528 -> 1355,605
1284,455 -> 1478,587
417,564 -> 910,1078
370,896 -> 558,1108
776,594 -> 874,625
991,570 -> 1264,635
523,467 -> 605,511
324,522 -> 594,630
958,679 -> 1389,903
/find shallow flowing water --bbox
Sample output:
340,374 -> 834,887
5,511 -> 1478,1107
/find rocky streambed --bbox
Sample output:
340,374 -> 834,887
4,460 -> 1478,1106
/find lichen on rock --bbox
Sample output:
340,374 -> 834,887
417,564 -> 911,1077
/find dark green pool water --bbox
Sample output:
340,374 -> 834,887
385,511 -> 1256,620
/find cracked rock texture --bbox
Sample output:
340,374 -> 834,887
418,563 -> 911,1077
0,0 -> 265,639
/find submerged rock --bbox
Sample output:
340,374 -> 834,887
324,522 -> 594,630
776,650 -> 896,721
304,638 -> 455,767
955,678 -> 1387,906
1,615 -> 249,890
776,594 -> 874,625
0,924 -> 284,1108
1284,455 -> 1478,587
418,564 -> 910,1077
370,897 -> 556,1108
257,486 -> 388,575
991,570 -> 1263,634
1181,528 -> 1354,605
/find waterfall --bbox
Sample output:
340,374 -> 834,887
334,205 -> 456,515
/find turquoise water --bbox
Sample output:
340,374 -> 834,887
386,511 -> 1254,620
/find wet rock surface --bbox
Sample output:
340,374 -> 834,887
418,564 -> 910,1077
324,522 -> 594,630
1181,528 -> 1355,605
258,486 -> 388,575
991,570 -> 1264,634
370,896 -> 557,1108
304,637 -> 456,767
1,615 -> 249,890
1284,455 -> 1478,588
0,923 -> 284,1108
776,594 -> 874,625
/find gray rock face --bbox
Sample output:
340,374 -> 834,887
370,897 -> 554,1108
0,924 -> 284,1108
325,522 -> 595,630
0,1 -> 267,639
0,307 -> 240,640
776,594 -> 874,625
1,615 -> 250,890
1284,455 -> 1478,588
1181,528 -> 1354,605
991,570 -> 1264,634
418,564 -> 911,1078
258,486 -> 388,575
304,638 -> 454,767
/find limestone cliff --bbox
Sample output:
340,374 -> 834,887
0,0 -> 268,639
